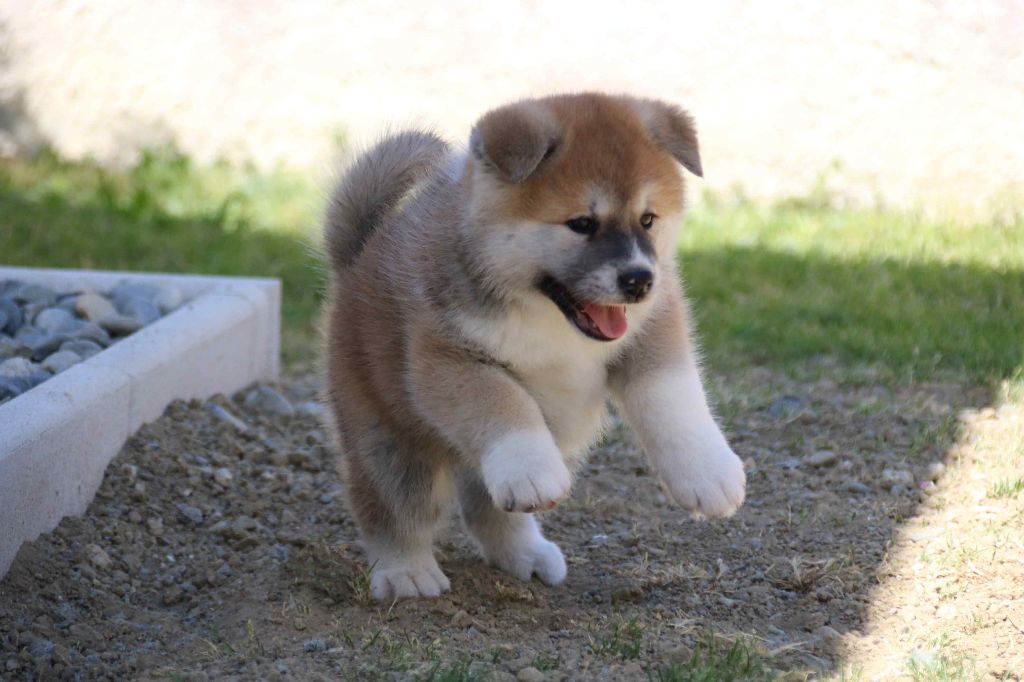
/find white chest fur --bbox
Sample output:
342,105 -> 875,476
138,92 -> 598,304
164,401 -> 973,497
455,295 -> 625,462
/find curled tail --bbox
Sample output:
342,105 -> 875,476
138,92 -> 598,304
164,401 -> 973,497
324,130 -> 450,269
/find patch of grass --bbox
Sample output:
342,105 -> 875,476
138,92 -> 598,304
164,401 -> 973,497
906,636 -> 980,682
649,636 -> 775,682
0,148 -> 325,364
590,618 -> 644,661
988,477 -> 1024,499
680,197 -> 1024,381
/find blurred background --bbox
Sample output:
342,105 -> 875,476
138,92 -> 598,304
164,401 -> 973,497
1,0 -> 1022,375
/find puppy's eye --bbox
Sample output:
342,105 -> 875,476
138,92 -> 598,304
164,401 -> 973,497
640,213 -> 656,229
566,216 -> 598,235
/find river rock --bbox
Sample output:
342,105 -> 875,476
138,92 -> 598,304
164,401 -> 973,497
74,292 -> 118,321
42,350 -> 82,374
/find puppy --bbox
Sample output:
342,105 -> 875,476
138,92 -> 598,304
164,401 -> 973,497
323,93 -> 745,601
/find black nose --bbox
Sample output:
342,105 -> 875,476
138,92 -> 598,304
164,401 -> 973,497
618,268 -> 654,300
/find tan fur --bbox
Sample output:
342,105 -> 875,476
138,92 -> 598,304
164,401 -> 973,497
323,92 -> 744,601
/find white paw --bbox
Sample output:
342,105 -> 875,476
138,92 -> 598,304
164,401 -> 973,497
660,440 -> 746,519
481,430 -> 572,513
492,534 -> 567,586
369,554 -> 450,601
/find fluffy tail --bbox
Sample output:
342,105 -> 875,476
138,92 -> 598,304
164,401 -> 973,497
324,130 -> 450,269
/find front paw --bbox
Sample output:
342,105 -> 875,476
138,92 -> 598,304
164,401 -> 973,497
481,430 -> 572,512
660,441 -> 746,518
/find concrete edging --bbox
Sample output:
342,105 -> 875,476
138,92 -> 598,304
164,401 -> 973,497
0,266 -> 281,576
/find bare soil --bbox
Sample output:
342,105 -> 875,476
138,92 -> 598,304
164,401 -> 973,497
1,366 -> 1021,680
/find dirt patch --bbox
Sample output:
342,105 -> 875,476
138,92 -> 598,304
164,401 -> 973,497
1,367 -> 1020,680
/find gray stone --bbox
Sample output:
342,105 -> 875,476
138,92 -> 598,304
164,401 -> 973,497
29,638 -> 55,659
99,313 -> 143,335
118,297 -> 161,325
926,461 -> 946,481
296,400 -> 326,418
34,307 -> 78,334
804,450 -> 838,467
176,503 -> 204,525
843,480 -> 871,494
42,350 -> 82,374
15,327 -> 68,360
155,286 -> 183,314
881,467 -> 913,486
0,357 -> 40,379
208,403 -> 249,432
516,667 -> 545,682
768,394 -> 804,419
9,282 -> 57,306
68,321 -> 111,346
74,292 -> 118,321
60,339 -> 104,358
85,544 -> 112,569
244,385 -> 295,415
0,309 -> 6,332
0,335 -> 31,360
303,638 -> 328,653
213,467 -> 234,486
0,297 -> 22,335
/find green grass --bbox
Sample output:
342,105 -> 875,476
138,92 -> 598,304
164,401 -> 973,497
649,637 -> 775,682
0,148 -> 325,363
681,194 -> 1024,381
2,149 -> 1022,381
590,618 -> 644,660
987,477 -> 1024,499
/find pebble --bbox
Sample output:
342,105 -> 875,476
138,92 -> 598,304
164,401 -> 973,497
117,296 -> 161,325
155,287 -> 183,314
162,586 -> 184,605
805,450 -> 838,467
0,357 -> 40,378
10,282 -> 57,306
60,338 -> 103,358
42,350 -> 82,374
0,335 -> 31,360
926,461 -> 946,481
843,480 -> 871,494
296,400 -> 326,418
29,638 -> 55,659
814,625 -> 841,642
213,467 -> 234,486
176,503 -> 204,525
68,321 -> 111,346
34,307 -> 77,334
0,297 -> 23,334
74,292 -> 118,322
244,385 -> 295,416
881,468 -> 914,486
98,314 -> 143,335
303,638 -> 328,653
768,394 -> 804,419
208,403 -> 249,432
516,667 -> 545,682
85,544 -> 112,569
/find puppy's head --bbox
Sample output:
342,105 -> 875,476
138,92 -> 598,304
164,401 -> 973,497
466,93 -> 701,342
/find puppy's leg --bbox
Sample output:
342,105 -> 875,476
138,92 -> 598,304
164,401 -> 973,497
343,437 -> 453,601
458,471 -> 566,586
609,287 -> 745,518
407,327 -> 572,513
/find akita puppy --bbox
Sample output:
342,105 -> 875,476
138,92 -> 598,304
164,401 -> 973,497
323,93 -> 745,601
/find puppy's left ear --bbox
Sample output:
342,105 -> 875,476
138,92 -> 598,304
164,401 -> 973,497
470,101 -> 562,184
629,98 -> 703,178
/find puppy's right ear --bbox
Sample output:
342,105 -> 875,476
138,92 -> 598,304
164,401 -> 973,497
470,101 -> 561,184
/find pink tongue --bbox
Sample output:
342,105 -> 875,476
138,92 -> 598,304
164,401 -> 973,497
583,303 -> 628,339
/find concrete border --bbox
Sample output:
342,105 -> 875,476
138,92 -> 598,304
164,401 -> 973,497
0,266 -> 280,576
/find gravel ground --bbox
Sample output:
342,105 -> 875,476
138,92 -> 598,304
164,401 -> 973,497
1,366 -> 1020,680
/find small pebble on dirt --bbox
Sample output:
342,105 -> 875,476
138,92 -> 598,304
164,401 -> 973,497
213,467 -> 234,486
207,403 -> 249,432
303,638 -> 328,653
805,449 -> 838,467
926,461 -> 946,481
244,385 -> 296,416
84,544 -> 112,569
516,666 -> 545,682
176,503 -> 204,525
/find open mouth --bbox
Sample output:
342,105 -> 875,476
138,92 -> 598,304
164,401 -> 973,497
538,276 -> 628,342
